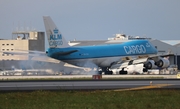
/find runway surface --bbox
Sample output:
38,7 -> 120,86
0,79 -> 180,91
0,75 -> 177,79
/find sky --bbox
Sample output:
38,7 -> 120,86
0,0 -> 180,48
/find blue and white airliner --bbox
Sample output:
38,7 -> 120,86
3,16 -> 169,74
43,16 -> 170,74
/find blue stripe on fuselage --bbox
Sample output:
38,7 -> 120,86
47,40 -> 157,60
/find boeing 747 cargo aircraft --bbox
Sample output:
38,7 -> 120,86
3,16 -> 170,75
42,16 -> 169,74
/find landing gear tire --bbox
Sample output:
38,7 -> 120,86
119,71 -> 127,74
98,71 -> 113,75
143,68 -> 148,72
98,71 -> 102,75
119,68 -> 127,75
105,71 -> 113,75
99,67 -> 113,75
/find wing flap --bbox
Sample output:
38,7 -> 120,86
132,58 -> 148,64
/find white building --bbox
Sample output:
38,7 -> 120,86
0,31 -> 45,70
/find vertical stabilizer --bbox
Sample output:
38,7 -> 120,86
43,16 -> 70,48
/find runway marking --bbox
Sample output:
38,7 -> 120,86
113,84 -> 173,91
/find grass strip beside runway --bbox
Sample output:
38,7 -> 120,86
0,89 -> 180,109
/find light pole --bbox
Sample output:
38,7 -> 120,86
176,46 -> 178,68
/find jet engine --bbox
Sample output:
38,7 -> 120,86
144,60 -> 157,69
155,58 -> 170,68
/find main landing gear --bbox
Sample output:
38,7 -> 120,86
119,68 -> 128,74
98,67 -> 113,75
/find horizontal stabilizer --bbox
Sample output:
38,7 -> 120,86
51,50 -> 78,56
2,51 -> 46,56
15,49 -> 46,54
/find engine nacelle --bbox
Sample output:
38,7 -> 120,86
144,60 -> 157,69
155,58 -> 170,68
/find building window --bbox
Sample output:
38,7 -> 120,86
2,49 -> 5,51
2,44 -> 4,46
7,49 -> 9,51
11,49 -> 13,51
11,44 -> 14,46
7,44 -> 9,46
2,54 -> 4,56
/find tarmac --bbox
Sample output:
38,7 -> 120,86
0,74 -> 178,80
0,79 -> 179,91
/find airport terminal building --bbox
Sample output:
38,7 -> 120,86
0,31 -> 45,70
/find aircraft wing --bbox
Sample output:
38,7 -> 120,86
119,53 -> 173,64
148,53 -> 174,60
110,53 -> 172,74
